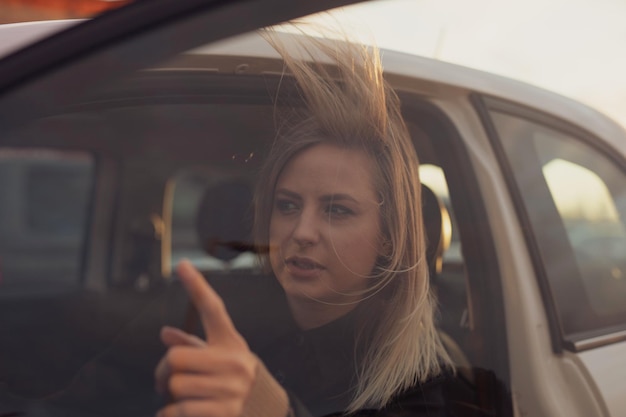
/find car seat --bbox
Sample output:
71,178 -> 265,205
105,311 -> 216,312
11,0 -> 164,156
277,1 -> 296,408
421,184 -> 473,381
195,180 -> 255,262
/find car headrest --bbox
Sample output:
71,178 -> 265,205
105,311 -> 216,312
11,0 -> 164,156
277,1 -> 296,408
422,184 -> 452,277
196,180 -> 254,262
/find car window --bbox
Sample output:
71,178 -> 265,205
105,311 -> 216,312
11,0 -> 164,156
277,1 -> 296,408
490,111 -> 626,339
4,44 -> 502,410
0,149 -> 93,293
0,6 -> 504,417
0,65 -> 492,417
4,0 -> 626,416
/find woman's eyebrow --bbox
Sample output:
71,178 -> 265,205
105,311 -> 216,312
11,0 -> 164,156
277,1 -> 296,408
274,188 -> 301,200
275,189 -> 360,204
320,194 -> 359,204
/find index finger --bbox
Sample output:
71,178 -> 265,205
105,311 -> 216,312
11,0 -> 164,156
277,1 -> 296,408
176,259 -> 237,344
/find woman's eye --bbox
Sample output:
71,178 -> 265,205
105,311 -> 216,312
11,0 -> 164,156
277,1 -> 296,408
327,204 -> 353,217
275,199 -> 298,214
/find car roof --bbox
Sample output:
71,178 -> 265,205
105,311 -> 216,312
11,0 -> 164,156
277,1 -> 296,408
197,32 -> 626,151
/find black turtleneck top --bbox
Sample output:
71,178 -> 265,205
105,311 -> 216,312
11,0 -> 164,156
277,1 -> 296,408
242,282 -> 449,417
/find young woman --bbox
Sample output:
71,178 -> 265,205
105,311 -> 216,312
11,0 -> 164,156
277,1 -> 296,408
154,32 -> 452,417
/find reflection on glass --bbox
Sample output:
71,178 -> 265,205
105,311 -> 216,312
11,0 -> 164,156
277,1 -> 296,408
544,159 -> 622,225
537,142 -> 626,316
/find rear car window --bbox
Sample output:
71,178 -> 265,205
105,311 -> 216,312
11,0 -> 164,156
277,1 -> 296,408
490,111 -> 626,340
0,149 -> 93,292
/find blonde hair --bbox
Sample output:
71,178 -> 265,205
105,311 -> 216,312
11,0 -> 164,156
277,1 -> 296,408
254,30 -> 452,412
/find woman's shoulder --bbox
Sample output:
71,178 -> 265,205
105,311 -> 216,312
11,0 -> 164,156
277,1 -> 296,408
318,371 -> 454,417
382,371 -> 450,415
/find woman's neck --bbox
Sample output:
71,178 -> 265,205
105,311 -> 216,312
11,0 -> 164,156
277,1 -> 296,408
287,298 -> 359,330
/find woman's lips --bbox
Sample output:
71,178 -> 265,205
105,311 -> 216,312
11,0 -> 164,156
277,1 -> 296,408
284,256 -> 324,279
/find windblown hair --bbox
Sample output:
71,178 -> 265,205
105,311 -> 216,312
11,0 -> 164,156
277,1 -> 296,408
254,30 -> 451,412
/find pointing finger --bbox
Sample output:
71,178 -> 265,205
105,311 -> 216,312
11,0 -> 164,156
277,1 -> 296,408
176,260 -> 238,344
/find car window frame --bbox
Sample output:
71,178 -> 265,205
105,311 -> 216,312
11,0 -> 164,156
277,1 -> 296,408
472,93 -> 626,353
401,94 -> 514,417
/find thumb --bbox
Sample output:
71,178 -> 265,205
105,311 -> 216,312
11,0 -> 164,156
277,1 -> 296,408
160,325 -> 206,348
155,326 -> 205,394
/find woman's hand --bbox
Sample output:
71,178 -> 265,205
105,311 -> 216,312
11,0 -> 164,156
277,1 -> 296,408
154,260 -> 258,417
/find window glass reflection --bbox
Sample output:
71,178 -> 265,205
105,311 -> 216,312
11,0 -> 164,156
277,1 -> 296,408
536,140 -> 626,316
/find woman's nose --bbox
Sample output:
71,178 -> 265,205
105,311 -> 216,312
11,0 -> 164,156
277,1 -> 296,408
292,210 -> 319,247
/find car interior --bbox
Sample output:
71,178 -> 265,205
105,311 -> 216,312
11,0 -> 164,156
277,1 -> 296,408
0,63 -> 510,416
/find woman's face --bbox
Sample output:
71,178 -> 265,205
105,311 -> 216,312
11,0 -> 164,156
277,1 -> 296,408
269,143 -> 383,321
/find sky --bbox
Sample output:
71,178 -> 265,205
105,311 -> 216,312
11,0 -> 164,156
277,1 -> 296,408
304,0 -> 626,130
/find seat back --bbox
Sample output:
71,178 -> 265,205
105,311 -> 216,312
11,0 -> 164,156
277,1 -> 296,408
422,184 -> 452,278
422,184 -> 473,382
195,180 -> 255,262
